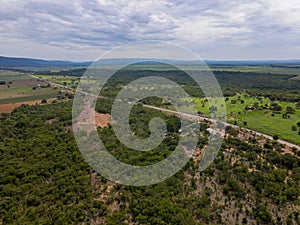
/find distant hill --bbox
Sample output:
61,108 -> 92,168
0,56 -> 91,68
205,59 -> 300,66
78,58 -> 300,66
1,56 -> 300,68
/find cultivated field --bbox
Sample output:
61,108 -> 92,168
0,70 -> 62,111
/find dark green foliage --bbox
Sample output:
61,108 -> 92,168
0,102 -> 97,224
273,134 -> 279,140
1,99 -> 299,224
253,204 -> 272,223
98,106 -> 181,166
95,98 -> 113,114
214,71 -> 300,95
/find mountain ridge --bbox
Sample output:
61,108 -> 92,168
1,56 -> 300,68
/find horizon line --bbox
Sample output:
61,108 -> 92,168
1,55 -> 300,63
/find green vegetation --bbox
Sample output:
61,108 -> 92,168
212,65 -> 300,76
0,85 -> 56,98
1,101 -> 299,224
38,75 -> 80,89
192,94 -> 300,145
0,102 -> 93,224
11,66 -> 299,145
0,65 -> 300,224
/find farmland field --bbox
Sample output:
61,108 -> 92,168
0,71 -> 62,108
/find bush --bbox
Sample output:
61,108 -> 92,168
273,134 -> 279,140
253,205 -> 272,223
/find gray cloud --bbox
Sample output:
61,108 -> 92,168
0,0 -> 300,60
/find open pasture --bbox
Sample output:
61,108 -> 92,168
193,94 -> 300,145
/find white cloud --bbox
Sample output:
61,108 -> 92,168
0,0 -> 300,60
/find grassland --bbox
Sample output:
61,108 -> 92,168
0,85 -> 59,99
0,70 -> 32,81
38,75 -> 79,89
0,70 -> 23,76
193,94 -> 300,145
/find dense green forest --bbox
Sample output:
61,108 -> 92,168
1,101 -> 299,224
1,65 -> 299,224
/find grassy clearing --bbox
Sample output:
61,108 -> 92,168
237,110 -> 300,145
0,75 -> 32,82
38,75 -> 79,89
0,70 -> 23,76
193,94 -> 300,145
39,75 -> 78,82
0,85 -> 59,99
0,70 -> 33,82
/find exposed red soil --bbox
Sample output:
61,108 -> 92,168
0,98 -> 56,114
95,112 -> 111,128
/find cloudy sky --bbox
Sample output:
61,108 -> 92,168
0,0 -> 300,61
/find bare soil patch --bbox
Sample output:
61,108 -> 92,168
74,99 -> 111,132
0,98 -> 56,114
95,112 -> 111,128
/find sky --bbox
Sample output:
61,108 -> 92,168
0,0 -> 300,61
